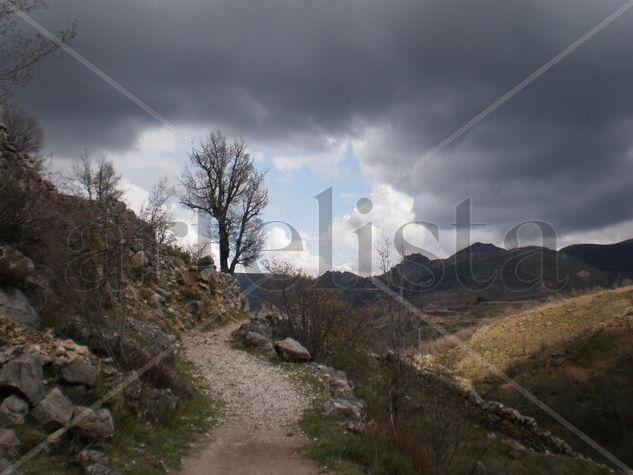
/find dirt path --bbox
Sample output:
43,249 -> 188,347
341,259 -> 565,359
174,322 -> 322,475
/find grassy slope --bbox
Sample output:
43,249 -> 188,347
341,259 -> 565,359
481,315 -> 633,468
439,286 -> 633,382
433,285 -> 633,470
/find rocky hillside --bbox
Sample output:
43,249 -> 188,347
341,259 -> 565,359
561,238 -> 633,277
428,285 -> 633,469
0,122 -> 249,473
315,243 -> 618,311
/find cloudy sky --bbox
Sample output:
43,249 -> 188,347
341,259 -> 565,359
14,0 -> 633,273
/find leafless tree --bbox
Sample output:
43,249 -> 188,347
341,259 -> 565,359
180,130 -> 268,274
139,177 -> 175,248
0,1 -> 76,102
71,152 -> 123,204
1,102 -> 43,154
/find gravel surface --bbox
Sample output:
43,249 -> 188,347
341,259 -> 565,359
175,322 -> 322,475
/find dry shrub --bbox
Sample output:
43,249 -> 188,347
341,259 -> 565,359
261,261 -> 370,360
117,343 -> 191,399
420,325 -> 479,356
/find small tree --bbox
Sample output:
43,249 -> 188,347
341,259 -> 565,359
0,1 -> 76,102
139,177 -> 175,248
180,130 -> 268,274
71,152 -> 123,204
262,260 -> 368,360
1,103 -> 44,155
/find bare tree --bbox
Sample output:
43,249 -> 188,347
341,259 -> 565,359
1,103 -> 43,154
180,130 -> 268,274
71,152 -> 123,204
0,1 -> 76,102
139,177 -> 175,248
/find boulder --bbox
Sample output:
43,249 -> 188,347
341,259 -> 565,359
0,395 -> 29,426
0,246 -> 35,284
31,387 -> 75,426
330,376 -> 354,399
197,255 -> 215,267
124,318 -> 174,358
244,331 -> 277,357
0,354 -> 46,404
72,406 -> 114,440
0,287 -> 39,326
130,251 -> 149,270
61,359 -> 99,386
322,398 -> 365,422
198,267 -> 214,283
0,346 -> 16,365
275,338 -> 311,362
0,428 -> 19,453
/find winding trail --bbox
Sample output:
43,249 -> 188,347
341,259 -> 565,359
175,322 -> 322,475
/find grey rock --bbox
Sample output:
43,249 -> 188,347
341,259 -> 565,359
72,406 -> 114,440
275,338 -> 311,362
0,428 -> 19,452
0,246 -> 35,284
31,387 -> 75,426
198,267 -> 214,283
125,319 -> 173,358
244,332 -> 277,357
61,359 -> 99,386
0,287 -> 39,326
0,346 -> 16,365
153,286 -> 170,299
0,354 -> 46,404
130,251 -> 149,270
330,376 -> 353,399
174,270 -> 186,284
0,395 -> 29,426
197,255 -> 215,267
245,331 -> 271,347
322,398 -> 365,422
0,458 -> 16,475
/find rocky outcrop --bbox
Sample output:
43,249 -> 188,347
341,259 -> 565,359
61,359 -> 99,386
275,338 -> 311,362
0,245 -> 35,285
412,358 -> 577,457
31,387 -> 75,426
72,406 -> 115,440
0,428 -> 19,454
0,287 -> 39,326
243,331 -> 277,357
322,398 -> 365,423
0,395 -> 29,426
0,353 -> 46,404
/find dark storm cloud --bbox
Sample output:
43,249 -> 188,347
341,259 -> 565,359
13,0 -> 633,237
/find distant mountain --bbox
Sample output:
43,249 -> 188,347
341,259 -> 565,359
237,239 -> 631,311
561,238 -> 633,276
319,243 -> 617,309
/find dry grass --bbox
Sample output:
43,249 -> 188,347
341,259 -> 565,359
437,285 -> 633,381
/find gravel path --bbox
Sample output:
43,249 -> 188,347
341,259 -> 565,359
175,322 -> 322,475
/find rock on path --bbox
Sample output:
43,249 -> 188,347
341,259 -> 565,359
174,322 -> 322,475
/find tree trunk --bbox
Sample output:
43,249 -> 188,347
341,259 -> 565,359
218,226 -> 231,273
